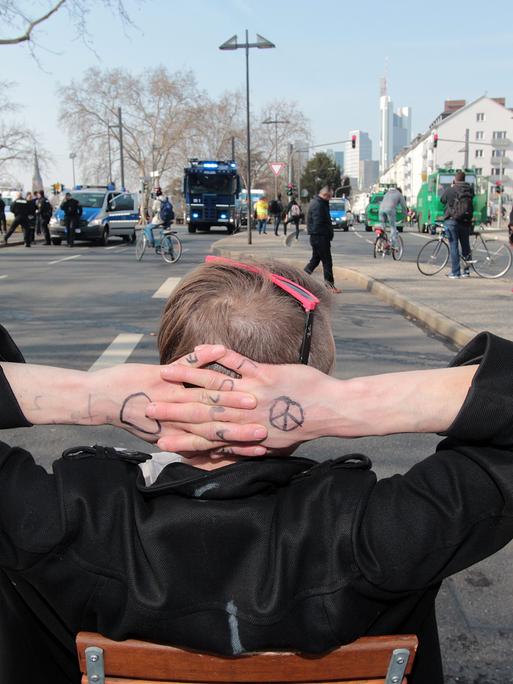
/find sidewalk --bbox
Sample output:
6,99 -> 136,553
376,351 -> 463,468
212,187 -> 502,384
212,228 -> 513,347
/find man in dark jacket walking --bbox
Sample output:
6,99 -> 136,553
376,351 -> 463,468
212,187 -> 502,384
304,186 -> 341,293
440,171 -> 475,279
60,193 -> 82,247
4,192 -> 31,247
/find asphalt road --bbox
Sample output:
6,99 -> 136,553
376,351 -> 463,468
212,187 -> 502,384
0,226 -> 511,683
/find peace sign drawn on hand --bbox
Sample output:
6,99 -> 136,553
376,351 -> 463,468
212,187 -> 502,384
269,396 -> 304,432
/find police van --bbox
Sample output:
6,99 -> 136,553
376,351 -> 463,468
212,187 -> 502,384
49,185 -> 139,245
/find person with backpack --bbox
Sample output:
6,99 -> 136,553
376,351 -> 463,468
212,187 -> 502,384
285,197 -> 302,239
35,190 -> 53,245
440,171 -> 475,279
151,188 -> 174,229
268,193 -> 284,236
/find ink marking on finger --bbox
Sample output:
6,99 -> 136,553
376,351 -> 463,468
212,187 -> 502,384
208,393 -> 220,404
236,359 -> 258,370
120,392 -> 162,435
210,406 -> 226,414
218,447 -> 235,455
186,352 -> 199,364
216,429 -> 227,440
269,396 -> 304,432
219,378 -> 235,392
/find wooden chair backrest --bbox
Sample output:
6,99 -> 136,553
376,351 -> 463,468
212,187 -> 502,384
76,632 -> 418,684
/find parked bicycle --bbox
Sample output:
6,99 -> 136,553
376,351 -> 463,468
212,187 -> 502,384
416,222 -> 512,279
135,224 -> 182,264
373,226 -> 404,260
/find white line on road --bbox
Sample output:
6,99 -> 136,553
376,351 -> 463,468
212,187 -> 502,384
0,275 -> 7,279
152,277 -> 182,299
48,254 -> 82,265
88,333 -> 144,372
105,245 -> 119,250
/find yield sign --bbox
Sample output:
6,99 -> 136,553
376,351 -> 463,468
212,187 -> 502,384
269,162 -> 285,177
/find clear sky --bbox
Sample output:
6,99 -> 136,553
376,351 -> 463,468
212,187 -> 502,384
3,0 -> 513,188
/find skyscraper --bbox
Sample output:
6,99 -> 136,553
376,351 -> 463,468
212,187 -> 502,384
345,130 -> 372,191
379,77 -> 411,172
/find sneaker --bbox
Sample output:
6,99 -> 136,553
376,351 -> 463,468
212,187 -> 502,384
325,283 -> 342,293
461,271 -> 470,278
447,273 -> 460,279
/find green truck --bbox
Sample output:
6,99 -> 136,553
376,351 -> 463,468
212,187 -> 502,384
415,168 -> 487,232
363,184 -> 405,232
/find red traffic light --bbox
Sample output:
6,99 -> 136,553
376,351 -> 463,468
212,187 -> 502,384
433,133 -> 438,148
351,135 -> 356,149
495,182 -> 503,193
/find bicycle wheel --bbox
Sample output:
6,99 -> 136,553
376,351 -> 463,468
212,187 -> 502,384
471,238 -> 512,278
160,234 -> 182,264
392,235 -> 404,261
373,236 -> 387,258
135,232 -> 147,261
416,239 -> 449,275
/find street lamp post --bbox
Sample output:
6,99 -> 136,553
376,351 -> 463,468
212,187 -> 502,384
219,30 -> 275,244
69,152 -> 76,187
262,116 -> 289,199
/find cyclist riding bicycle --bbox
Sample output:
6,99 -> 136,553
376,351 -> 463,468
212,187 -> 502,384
379,187 -> 408,247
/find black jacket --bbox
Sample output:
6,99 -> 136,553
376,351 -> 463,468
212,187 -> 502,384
0,198 -> 5,214
307,195 -> 333,239
440,181 -> 474,221
1,328 -> 513,684
9,198 -> 31,223
36,196 -> 53,220
60,198 -> 82,219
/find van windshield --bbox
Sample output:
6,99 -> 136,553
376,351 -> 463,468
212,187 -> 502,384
330,201 -> 346,212
437,175 -> 476,196
71,192 -> 105,208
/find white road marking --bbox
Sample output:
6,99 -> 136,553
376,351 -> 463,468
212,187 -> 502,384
48,254 -> 82,265
0,275 -> 7,279
105,245 -> 119,250
88,333 -> 144,372
152,277 -> 182,299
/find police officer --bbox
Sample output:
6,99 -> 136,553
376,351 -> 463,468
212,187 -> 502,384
5,192 -> 31,247
35,190 -> 54,245
60,193 -> 82,247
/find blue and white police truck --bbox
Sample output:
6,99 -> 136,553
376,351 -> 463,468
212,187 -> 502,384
49,185 -> 139,245
183,159 -> 241,234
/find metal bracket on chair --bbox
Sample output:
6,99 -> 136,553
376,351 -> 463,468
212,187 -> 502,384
384,648 -> 410,684
85,646 -> 105,684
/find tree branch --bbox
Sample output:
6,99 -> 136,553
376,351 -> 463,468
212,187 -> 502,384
0,0 -> 67,45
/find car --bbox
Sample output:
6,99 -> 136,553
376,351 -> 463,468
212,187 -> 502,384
49,186 -> 139,245
329,198 -> 352,231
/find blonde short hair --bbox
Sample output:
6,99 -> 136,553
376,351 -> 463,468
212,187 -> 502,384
158,259 -> 335,373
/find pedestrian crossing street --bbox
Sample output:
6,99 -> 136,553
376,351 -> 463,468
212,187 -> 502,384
88,276 -> 182,371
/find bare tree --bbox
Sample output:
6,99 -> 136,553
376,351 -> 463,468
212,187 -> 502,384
0,0 -> 134,47
59,66 -> 204,190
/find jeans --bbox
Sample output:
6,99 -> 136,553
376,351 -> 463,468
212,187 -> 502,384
65,216 -> 79,246
444,219 -> 472,276
379,209 -> 398,244
273,214 -> 281,235
304,234 -> 335,286
257,219 -> 268,234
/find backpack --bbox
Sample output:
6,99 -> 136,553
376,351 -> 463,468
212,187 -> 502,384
450,186 -> 474,222
290,203 -> 301,217
160,199 -> 174,224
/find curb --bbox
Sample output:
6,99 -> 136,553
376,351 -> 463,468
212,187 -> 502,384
211,236 -> 477,349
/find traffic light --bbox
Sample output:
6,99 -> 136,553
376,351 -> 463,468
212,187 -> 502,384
287,182 -> 297,196
351,135 -> 356,149
495,181 -> 503,194
433,133 -> 438,148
